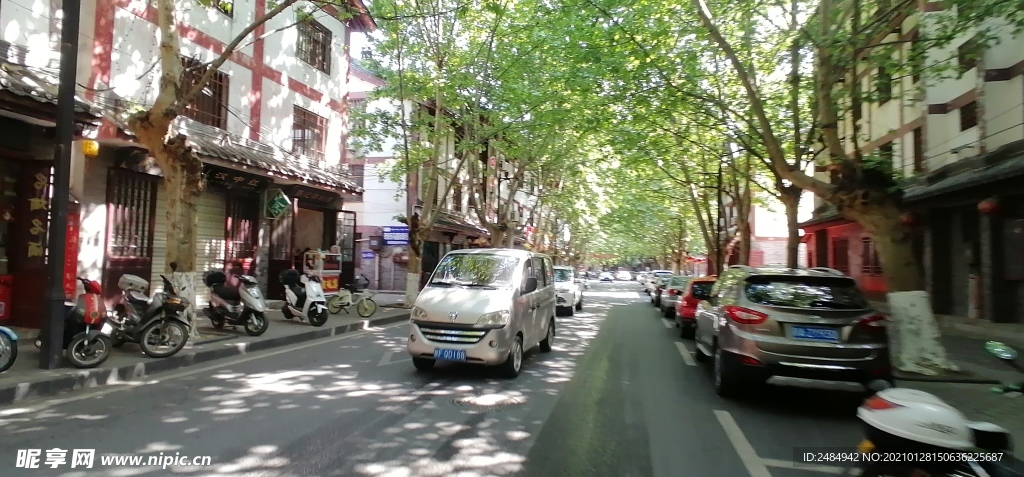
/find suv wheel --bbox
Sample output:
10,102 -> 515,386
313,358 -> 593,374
713,346 -> 741,397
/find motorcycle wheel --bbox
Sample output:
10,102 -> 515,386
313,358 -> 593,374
110,334 -> 127,348
139,320 -> 189,358
211,319 -> 225,329
0,333 -> 17,373
356,298 -> 377,318
327,295 -> 344,315
244,312 -> 269,337
308,309 -> 329,327
66,333 -> 112,369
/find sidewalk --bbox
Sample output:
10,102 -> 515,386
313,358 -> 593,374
870,300 -> 1024,447
0,305 -> 411,407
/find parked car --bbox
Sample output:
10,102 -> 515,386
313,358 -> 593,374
599,272 -> 614,282
615,271 -> 633,281
407,248 -> 557,378
643,270 -> 673,294
675,276 -> 717,338
553,266 -> 584,315
692,265 -> 890,397
659,276 -> 692,318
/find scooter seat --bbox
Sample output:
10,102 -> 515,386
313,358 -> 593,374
212,284 -> 241,302
127,290 -> 150,304
290,285 -> 307,309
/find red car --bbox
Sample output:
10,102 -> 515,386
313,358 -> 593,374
675,276 -> 717,339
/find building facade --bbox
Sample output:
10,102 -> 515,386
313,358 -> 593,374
800,2 -> 1024,315
0,0 -> 373,329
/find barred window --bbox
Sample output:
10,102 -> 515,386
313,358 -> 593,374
831,237 -> 850,274
292,106 -> 327,163
180,57 -> 228,129
860,237 -> 882,275
297,19 -> 331,73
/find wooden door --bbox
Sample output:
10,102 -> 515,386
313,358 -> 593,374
337,210 -> 356,288
102,169 -> 158,308
225,192 -> 260,287
267,201 -> 295,300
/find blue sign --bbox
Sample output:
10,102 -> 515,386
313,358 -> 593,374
381,226 -> 409,246
361,250 -> 376,259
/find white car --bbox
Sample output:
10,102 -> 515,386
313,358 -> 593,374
615,271 -> 632,281
553,266 -> 583,315
643,270 -> 674,294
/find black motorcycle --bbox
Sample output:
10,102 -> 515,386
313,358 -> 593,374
110,264 -> 190,358
34,277 -> 113,368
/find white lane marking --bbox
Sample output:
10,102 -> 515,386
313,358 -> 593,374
3,321 -> 408,413
377,351 -> 412,367
661,318 -> 674,328
674,342 -> 696,367
760,458 -> 847,474
714,410 -> 774,477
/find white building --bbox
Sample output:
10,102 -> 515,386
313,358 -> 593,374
0,0 -> 374,329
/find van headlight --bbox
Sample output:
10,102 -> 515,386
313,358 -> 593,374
411,306 -> 428,321
477,310 -> 511,326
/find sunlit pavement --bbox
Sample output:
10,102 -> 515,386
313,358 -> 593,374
0,281 -> 866,477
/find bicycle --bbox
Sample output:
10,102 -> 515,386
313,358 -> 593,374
327,275 -> 378,318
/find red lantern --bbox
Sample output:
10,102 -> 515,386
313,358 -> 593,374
978,197 -> 1000,215
899,212 -> 917,227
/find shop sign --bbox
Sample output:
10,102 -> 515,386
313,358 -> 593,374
381,226 -> 409,246
288,185 -> 339,206
205,166 -> 268,191
64,206 -> 80,299
26,172 -> 49,264
265,189 -> 291,219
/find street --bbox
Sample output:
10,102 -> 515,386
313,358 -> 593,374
1,281 -> 867,477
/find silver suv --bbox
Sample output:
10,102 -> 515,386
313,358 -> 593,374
693,265 -> 890,397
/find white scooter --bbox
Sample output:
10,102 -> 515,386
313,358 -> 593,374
201,271 -> 270,336
279,269 -> 329,327
856,344 -> 1023,477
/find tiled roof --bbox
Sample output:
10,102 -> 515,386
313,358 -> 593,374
903,140 -> 1024,203
0,41 -> 101,119
435,210 -> 488,236
798,202 -> 842,228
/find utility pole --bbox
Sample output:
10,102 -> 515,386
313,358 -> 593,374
41,0 -> 82,369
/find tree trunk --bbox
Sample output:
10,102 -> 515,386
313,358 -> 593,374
405,213 -> 424,304
780,188 -> 802,268
848,202 -> 957,375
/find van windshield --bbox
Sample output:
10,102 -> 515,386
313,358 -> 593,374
429,254 -> 520,289
553,269 -> 573,282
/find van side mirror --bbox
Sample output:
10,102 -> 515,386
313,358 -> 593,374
524,277 -> 538,293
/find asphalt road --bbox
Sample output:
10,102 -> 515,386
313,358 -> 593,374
0,281 -> 867,477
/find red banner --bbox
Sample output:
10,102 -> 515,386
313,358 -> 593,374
64,206 -> 80,299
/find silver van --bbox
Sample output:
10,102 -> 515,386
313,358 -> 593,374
407,248 -> 557,378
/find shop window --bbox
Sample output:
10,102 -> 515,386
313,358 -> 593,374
831,237 -> 850,274
861,237 -> 883,275
180,57 -> 229,130
292,106 -> 327,164
297,19 -> 332,74
959,101 -> 978,131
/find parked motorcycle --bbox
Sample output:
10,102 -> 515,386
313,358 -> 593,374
110,265 -> 191,358
327,274 -> 377,318
279,269 -> 329,327
33,277 -> 113,368
854,346 -> 1024,477
201,271 -> 269,336
0,325 -> 16,373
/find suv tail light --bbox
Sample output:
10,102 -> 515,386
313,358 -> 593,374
724,305 -> 768,325
668,289 -> 678,296
855,314 -> 886,329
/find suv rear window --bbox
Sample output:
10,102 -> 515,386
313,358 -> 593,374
744,276 -> 868,310
690,282 -> 714,295
668,277 -> 689,286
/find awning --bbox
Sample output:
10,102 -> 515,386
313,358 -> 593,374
902,140 -> 1024,203
0,41 -> 101,125
434,211 -> 488,237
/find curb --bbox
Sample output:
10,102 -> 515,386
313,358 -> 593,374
0,312 -> 410,407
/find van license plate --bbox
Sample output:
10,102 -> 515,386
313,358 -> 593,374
434,348 -> 466,361
791,325 -> 839,342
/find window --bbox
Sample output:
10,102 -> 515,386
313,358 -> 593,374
349,99 -> 367,131
744,276 -> 868,310
428,254 -> 519,288
347,164 -> 364,189
958,38 -> 981,75
913,128 -> 924,172
452,182 -> 463,212
831,237 -> 850,274
297,19 -> 331,73
861,237 -> 883,275
959,101 -> 978,131
829,168 -> 841,185
180,57 -> 229,129
876,67 -> 893,103
911,31 -> 922,84
879,142 -> 894,167
291,106 -> 327,163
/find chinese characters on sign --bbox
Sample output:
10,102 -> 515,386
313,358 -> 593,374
64,206 -> 81,298
26,172 -> 48,263
17,448 -> 94,469
204,167 -> 267,191
265,189 -> 290,220
292,189 -> 335,204
381,226 -> 409,246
